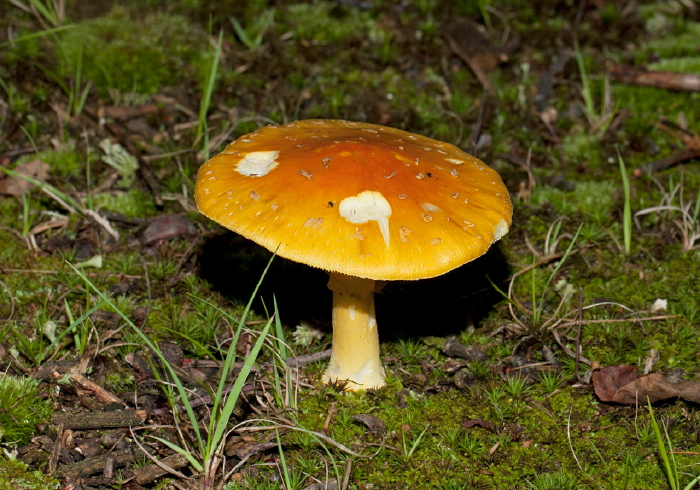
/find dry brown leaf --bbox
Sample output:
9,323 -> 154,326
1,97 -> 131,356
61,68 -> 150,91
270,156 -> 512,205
593,365 -> 700,405
352,413 -> 387,433
591,365 -> 639,402
462,418 -> 496,432
0,159 -> 50,196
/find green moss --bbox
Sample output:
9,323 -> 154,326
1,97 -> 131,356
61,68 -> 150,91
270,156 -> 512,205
531,180 -> 618,224
614,84 -> 699,126
285,379 -> 694,489
15,146 -> 92,179
285,2 -> 374,44
560,132 -> 605,169
649,56 -> 700,75
0,459 -> 59,490
643,19 -> 700,58
53,8 -> 207,97
91,188 -> 156,217
0,376 -> 53,445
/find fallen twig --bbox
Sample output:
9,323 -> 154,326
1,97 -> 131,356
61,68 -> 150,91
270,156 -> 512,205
633,148 -> 700,176
608,63 -> 700,92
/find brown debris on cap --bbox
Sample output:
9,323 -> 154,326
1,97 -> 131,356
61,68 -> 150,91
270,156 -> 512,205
195,119 -> 512,281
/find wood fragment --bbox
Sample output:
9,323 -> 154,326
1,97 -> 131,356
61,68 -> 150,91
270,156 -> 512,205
47,425 -> 65,475
633,149 -> 700,176
341,458 -> 352,490
286,349 -> 332,367
55,447 -> 139,479
55,372 -> 124,405
301,480 -> 339,490
608,63 -> 700,92
52,410 -> 147,430
634,119 -> 700,175
103,453 -> 115,479
132,453 -> 191,485
230,441 -> 278,460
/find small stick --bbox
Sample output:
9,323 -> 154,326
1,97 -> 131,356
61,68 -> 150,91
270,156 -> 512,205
608,63 -> 700,92
60,372 -> 124,405
47,424 -> 65,475
287,349 -> 332,367
341,457 -> 352,490
633,149 -> 700,176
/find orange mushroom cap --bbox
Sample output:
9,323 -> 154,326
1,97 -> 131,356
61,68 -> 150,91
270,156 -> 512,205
195,119 -> 512,281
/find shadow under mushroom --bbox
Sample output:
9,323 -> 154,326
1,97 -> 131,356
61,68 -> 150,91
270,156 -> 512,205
198,231 -> 511,340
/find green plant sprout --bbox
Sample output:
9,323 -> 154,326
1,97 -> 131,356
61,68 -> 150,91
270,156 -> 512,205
271,297 -> 296,409
401,424 -> 430,459
229,8 -> 276,51
504,374 -> 531,399
574,40 -> 595,125
11,0 -> 65,28
574,40 -> 618,135
618,150 -> 633,255
537,371 -> 563,394
63,297 -> 91,355
34,40 -> 92,120
67,41 -> 92,119
12,296 -> 103,365
527,470 -> 580,490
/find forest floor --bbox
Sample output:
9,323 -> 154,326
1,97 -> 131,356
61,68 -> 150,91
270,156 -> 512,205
1,1 -> 700,489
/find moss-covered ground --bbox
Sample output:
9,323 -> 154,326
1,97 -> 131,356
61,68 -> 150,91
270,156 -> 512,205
1,1 -> 699,488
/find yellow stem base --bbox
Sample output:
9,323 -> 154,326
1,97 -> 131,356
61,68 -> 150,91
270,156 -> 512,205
322,274 -> 386,390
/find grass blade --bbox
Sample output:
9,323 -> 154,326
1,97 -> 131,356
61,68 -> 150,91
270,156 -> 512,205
618,149 -> 632,254
648,398 -> 678,490
197,29 -> 223,159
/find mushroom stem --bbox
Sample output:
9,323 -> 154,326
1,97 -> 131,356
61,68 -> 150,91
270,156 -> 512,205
322,273 -> 386,390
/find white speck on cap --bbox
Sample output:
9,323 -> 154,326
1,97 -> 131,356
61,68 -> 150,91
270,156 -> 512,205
420,203 -> 442,213
236,151 -> 280,177
304,217 -> 324,230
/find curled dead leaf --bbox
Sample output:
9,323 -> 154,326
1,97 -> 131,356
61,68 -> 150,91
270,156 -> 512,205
592,365 -> 700,405
462,418 -> 496,432
352,413 -> 387,433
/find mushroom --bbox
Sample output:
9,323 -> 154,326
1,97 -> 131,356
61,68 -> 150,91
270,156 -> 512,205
195,119 -> 512,390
